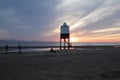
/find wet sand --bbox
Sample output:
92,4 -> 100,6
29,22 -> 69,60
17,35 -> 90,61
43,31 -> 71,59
0,47 -> 120,80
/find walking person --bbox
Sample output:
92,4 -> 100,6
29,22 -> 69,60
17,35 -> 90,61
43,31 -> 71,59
5,45 -> 8,54
18,45 -> 22,54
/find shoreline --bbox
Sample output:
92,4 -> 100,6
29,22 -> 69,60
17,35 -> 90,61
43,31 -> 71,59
0,45 -> 120,54
0,46 -> 119,56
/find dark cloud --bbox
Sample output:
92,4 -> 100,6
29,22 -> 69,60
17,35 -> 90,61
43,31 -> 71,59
0,0 -> 58,41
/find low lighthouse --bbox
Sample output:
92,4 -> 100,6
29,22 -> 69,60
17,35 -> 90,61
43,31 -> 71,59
60,22 -> 70,50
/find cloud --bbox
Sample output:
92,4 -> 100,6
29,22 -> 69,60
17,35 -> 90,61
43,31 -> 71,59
92,27 -> 120,33
71,0 -> 120,30
53,0 -> 120,31
0,0 -> 58,41
0,29 -> 12,39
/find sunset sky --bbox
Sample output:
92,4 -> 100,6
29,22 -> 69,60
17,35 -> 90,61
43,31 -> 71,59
0,0 -> 120,42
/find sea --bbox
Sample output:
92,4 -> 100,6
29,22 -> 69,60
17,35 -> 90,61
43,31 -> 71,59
0,40 -> 120,53
0,40 -> 120,46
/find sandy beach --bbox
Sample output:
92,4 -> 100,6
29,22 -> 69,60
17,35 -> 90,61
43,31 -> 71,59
0,47 -> 120,80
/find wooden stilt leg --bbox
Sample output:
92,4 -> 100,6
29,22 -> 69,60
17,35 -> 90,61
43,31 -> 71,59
68,38 -> 70,49
64,38 -> 65,49
60,38 -> 61,50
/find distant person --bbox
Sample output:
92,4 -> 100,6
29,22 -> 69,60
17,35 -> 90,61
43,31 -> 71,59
68,43 -> 72,49
18,45 -> 22,53
5,45 -> 8,54
50,48 -> 56,53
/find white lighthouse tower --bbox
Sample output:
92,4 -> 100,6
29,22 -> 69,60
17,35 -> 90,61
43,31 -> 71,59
60,22 -> 70,50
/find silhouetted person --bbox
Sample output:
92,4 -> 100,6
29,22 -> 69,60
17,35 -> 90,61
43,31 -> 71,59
50,48 -> 53,52
18,45 -> 22,53
68,43 -> 72,49
50,48 -> 56,53
5,45 -> 8,54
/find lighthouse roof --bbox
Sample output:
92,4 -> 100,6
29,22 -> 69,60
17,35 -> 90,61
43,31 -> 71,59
61,22 -> 69,28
